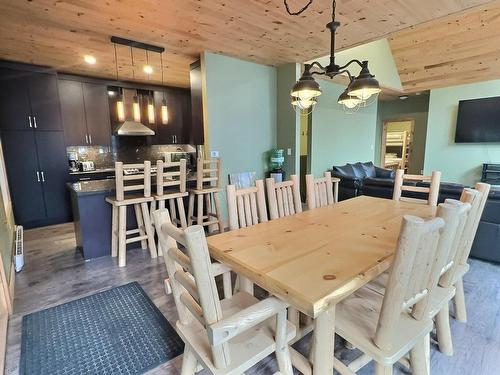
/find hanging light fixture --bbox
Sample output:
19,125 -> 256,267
147,91 -> 155,124
113,44 -> 126,122
160,53 -> 169,125
144,50 -> 153,75
285,0 -> 381,113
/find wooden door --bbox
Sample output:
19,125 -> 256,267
0,130 -> 46,224
35,131 -> 71,222
58,79 -> 87,146
28,73 -> 62,131
83,82 -> 111,146
0,68 -> 32,131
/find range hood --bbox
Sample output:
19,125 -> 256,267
115,88 -> 155,136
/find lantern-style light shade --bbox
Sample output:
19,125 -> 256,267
147,96 -> 155,124
116,88 -> 125,122
161,99 -> 169,125
290,65 -> 322,110
291,96 -> 317,112
347,61 -> 381,101
337,88 -> 363,109
133,95 -> 141,122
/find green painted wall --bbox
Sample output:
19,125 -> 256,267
376,95 -> 429,174
425,80 -> 500,185
204,52 -> 277,220
310,80 -> 378,176
276,63 -> 300,174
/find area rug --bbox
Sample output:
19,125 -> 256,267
20,282 -> 184,375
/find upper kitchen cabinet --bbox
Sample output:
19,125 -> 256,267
59,78 -> 111,146
0,68 -> 62,131
190,60 -> 205,145
153,88 -> 191,145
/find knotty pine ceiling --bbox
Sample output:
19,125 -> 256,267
0,0 -> 496,89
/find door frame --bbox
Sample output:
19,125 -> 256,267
380,118 -> 415,168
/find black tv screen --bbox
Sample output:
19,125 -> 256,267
455,96 -> 500,143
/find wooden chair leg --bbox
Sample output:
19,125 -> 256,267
206,193 -> 215,233
150,199 -> 157,223
187,193 -> 195,226
454,278 -> 467,322
169,198 -> 178,224
177,197 -> 188,229
180,347 -> 198,375
141,202 -> 157,259
196,194 -> 204,227
375,362 -> 393,375
410,333 -> 430,375
222,271 -> 232,299
275,309 -> 293,375
435,303 -> 453,355
118,205 -> 127,267
111,205 -> 118,257
213,192 -> 224,233
134,203 -> 148,250
155,200 -> 166,256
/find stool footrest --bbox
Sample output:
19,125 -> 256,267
126,235 -> 148,244
126,229 -> 141,235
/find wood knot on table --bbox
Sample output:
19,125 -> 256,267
323,274 -> 337,280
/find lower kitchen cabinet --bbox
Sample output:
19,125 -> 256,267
1,130 -> 71,228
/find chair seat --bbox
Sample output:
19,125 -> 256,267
105,195 -> 154,206
188,187 -> 222,194
336,286 -> 433,366
176,291 -> 295,375
153,191 -> 189,201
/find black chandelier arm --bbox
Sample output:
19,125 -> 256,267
337,59 -> 365,71
308,61 -> 326,73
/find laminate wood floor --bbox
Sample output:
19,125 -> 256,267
4,222 -> 500,374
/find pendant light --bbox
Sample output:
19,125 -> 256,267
160,53 -> 169,125
147,91 -> 155,124
113,44 -> 125,122
130,47 -> 141,122
285,0 -> 381,113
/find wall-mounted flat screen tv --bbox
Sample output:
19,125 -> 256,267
455,96 -> 500,143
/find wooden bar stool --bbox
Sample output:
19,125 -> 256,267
187,158 -> 224,233
105,161 -> 157,267
151,159 -> 188,230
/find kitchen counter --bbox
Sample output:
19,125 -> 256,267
69,168 -> 115,175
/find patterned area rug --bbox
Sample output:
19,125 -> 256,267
20,282 -> 184,375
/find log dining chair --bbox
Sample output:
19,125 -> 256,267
393,170 -> 442,206
265,175 -> 302,220
187,158 -> 224,234
105,161 -> 157,267
331,206 -> 458,375
152,208 -> 295,375
305,171 -> 337,210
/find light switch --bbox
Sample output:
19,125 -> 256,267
210,150 -> 220,158
287,148 -> 292,156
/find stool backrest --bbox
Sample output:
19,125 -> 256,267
153,209 -> 230,369
305,172 -> 334,210
196,158 -> 221,190
156,159 -> 187,196
392,170 -> 441,206
115,161 -> 151,201
266,175 -> 302,220
374,202 -> 462,351
227,180 -> 268,230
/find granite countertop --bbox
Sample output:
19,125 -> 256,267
69,168 -> 115,175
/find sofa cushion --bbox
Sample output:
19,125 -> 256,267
375,166 -> 396,179
359,162 -> 377,178
364,177 -> 395,188
332,164 -> 356,177
352,162 -> 369,178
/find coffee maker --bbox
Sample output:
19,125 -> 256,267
68,152 -> 80,172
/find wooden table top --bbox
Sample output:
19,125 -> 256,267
207,196 -> 436,318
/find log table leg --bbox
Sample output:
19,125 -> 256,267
312,304 -> 336,375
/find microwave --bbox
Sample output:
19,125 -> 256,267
165,151 -> 195,171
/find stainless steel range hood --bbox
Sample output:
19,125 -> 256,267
115,88 -> 155,136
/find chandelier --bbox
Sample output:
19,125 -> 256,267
285,0 -> 381,113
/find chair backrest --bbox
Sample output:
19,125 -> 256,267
265,175 -> 302,220
114,161 -> 151,201
196,158 -> 221,190
392,169 -> 441,206
227,180 -> 268,230
374,202 -> 463,351
156,159 -> 187,196
305,171 -> 334,210
153,208 -> 231,369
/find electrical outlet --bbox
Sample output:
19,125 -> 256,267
210,150 -> 220,158
287,148 -> 292,156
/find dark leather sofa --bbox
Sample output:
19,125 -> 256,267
330,161 -> 500,264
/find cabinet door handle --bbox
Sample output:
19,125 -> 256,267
41,171 -> 45,182
85,134 -> 89,144
33,116 -> 37,128
36,171 -> 40,182
89,134 -> 92,144
28,116 -> 32,128
174,135 -> 177,143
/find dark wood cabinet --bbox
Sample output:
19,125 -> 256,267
0,68 -> 32,131
82,83 -> 111,146
153,88 -> 191,145
190,60 -> 205,145
59,79 -> 111,146
28,73 -> 63,131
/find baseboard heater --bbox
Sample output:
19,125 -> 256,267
14,225 -> 23,273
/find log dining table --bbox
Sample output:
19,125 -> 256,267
207,195 -> 436,374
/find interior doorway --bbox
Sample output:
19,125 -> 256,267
381,119 -> 415,173
299,113 -> 312,202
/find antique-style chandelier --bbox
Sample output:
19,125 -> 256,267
285,0 -> 381,113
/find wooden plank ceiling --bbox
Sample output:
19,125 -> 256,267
389,0 -> 500,92
0,0 -> 495,88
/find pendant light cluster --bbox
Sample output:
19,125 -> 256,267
285,0 -> 381,114
111,36 -> 169,125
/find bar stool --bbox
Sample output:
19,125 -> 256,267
105,161 -> 157,267
187,158 -> 224,233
